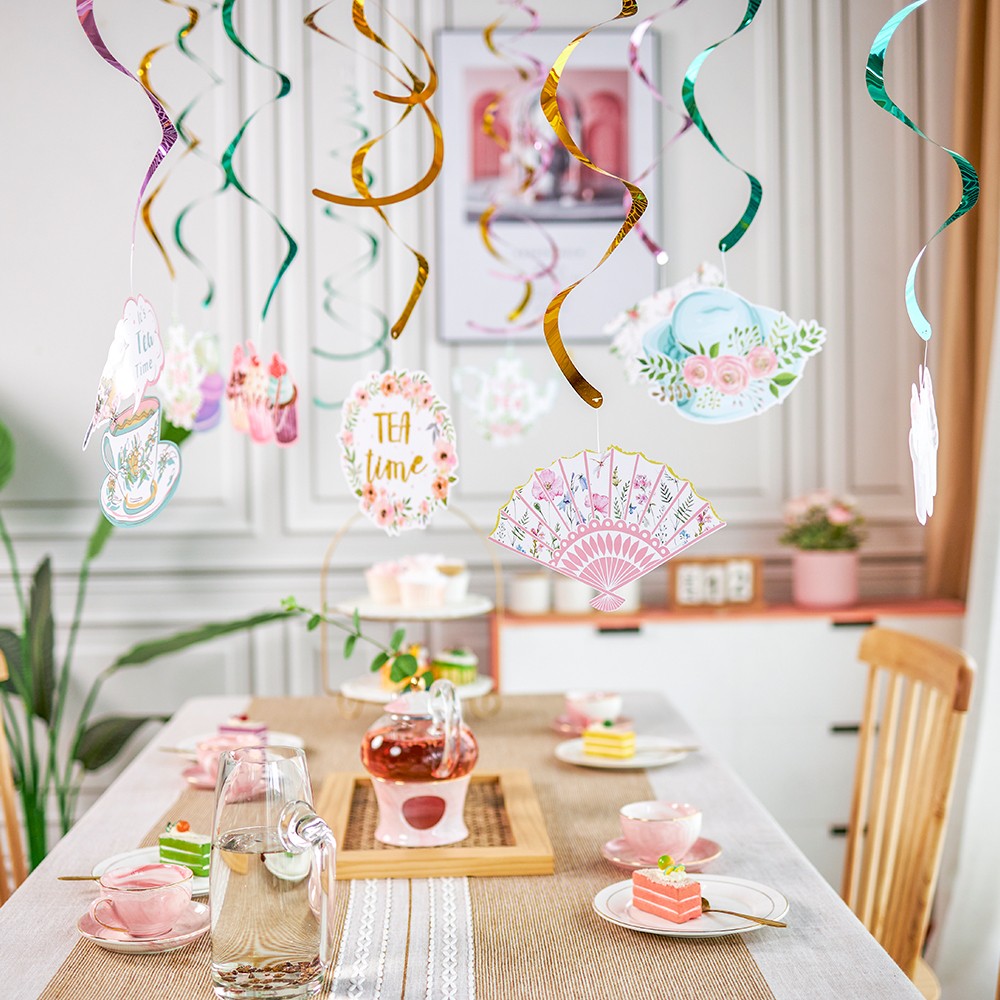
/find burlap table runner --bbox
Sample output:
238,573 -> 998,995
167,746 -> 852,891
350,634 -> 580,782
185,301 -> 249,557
42,694 -> 775,1000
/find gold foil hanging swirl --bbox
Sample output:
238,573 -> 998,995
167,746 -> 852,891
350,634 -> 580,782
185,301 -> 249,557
310,0 -> 443,338
136,1 -> 205,283
540,0 -> 644,409
474,7 -> 545,326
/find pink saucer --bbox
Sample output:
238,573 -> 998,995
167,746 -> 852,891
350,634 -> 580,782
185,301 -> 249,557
601,836 -> 723,872
77,900 -> 209,954
551,714 -> 633,737
181,765 -> 216,791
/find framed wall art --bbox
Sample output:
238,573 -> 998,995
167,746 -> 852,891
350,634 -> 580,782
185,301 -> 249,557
435,28 -> 659,342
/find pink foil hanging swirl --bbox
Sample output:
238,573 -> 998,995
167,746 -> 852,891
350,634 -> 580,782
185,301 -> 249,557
76,0 -> 178,259
625,3 -> 694,265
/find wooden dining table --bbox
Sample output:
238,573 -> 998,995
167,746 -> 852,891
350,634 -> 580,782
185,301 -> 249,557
0,691 -> 921,999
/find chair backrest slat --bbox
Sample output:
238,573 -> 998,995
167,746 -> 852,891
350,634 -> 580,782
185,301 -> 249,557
842,627 -> 973,981
0,650 -> 27,902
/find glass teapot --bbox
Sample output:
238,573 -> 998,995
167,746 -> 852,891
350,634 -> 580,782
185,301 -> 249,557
210,746 -> 337,999
361,679 -> 479,846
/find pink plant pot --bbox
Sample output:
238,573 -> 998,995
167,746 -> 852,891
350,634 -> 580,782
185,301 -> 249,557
792,550 -> 859,609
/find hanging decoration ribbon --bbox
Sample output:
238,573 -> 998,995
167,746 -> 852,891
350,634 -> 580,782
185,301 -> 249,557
866,0 -> 979,341
627,4 -> 694,265
474,2 -> 545,327
170,0 -> 225,308
75,0 -> 177,265
221,0 -> 297,323
310,0 -> 443,339
304,82 -> 391,408
866,0 -> 979,524
539,0 -> 645,409
681,0 -> 763,253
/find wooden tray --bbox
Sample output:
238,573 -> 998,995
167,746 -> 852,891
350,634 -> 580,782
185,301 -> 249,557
315,770 -> 554,879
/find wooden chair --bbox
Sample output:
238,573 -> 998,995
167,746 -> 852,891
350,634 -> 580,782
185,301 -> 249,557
0,650 -> 27,902
841,627 -> 974,999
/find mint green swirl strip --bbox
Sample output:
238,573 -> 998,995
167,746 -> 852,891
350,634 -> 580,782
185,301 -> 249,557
312,87 -> 390,410
681,0 -> 764,252
221,0 -> 298,322
867,0 -> 979,341
172,2 -> 223,308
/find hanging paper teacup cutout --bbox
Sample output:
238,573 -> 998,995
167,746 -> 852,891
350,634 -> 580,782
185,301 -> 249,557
226,342 -> 299,446
634,285 -> 826,423
340,370 -> 458,535
453,356 -> 557,447
83,296 -> 182,527
99,397 -> 182,526
490,445 -> 725,612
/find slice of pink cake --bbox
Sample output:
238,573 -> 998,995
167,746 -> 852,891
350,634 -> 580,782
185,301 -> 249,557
632,867 -> 702,923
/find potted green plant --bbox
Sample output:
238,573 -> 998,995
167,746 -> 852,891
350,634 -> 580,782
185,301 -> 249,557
779,491 -> 865,608
0,416 -> 397,870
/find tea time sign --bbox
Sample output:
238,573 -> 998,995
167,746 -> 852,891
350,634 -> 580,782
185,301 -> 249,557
340,370 -> 459,534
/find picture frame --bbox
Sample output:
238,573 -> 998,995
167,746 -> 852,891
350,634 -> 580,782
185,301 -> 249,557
668,556 -> 764,610
434,28 -> 659,342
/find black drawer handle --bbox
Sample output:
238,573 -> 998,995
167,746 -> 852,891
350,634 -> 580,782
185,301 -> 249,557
830,723 -> 861,734
829,825 -> 849,838
596,626 -> 642,635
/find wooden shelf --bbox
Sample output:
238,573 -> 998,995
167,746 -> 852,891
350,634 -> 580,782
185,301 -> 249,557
498,597 -> 964,629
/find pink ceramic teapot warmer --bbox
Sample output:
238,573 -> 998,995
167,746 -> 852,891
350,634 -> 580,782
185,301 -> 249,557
360,680 -> 479,847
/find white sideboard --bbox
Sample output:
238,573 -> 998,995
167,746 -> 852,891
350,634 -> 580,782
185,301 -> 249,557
494,601 -> 965,885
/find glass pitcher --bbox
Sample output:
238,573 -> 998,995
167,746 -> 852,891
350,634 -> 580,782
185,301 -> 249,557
210,746 -> 337,999
360,679 -> 479,847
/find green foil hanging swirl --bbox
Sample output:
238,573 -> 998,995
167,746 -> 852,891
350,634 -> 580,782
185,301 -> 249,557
221,0 -> 298,323
866,0 -> 980,341
681,0 -> 764,253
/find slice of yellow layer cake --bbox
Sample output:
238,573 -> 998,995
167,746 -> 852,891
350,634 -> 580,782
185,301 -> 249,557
582,722 -> 636,759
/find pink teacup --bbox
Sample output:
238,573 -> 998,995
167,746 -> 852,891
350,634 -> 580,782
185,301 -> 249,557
619,801 -> 702,864
565,691 -> 623,727
89,863 -> 193,938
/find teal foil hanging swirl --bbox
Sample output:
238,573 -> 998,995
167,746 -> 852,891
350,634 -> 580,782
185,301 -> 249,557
220,0 -> 298,322
681,0 -> 764,253
172,1 -> 225,308
311,86 -> 391,410
866,0 -> 980,341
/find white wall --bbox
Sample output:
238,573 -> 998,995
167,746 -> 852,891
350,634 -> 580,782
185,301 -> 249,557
0,2 -> 957,753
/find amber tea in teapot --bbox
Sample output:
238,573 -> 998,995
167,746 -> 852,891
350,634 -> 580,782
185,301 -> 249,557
360,680 -> 478,846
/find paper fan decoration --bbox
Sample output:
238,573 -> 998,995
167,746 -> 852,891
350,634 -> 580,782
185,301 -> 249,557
490,445 -> 725,612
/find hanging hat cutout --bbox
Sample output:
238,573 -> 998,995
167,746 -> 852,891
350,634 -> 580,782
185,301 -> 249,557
610,268 -> 826,422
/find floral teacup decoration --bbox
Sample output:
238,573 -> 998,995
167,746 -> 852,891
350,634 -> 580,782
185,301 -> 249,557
340,370 -> 459,535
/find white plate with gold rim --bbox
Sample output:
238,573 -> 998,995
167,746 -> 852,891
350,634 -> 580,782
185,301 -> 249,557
554,737 -> 689,770
594,875 -> 789,938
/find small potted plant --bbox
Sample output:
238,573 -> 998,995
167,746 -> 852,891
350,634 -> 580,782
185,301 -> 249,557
780,491 -> 865,608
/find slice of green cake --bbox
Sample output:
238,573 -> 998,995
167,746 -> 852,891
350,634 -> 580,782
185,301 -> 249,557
159,821 -> 211,877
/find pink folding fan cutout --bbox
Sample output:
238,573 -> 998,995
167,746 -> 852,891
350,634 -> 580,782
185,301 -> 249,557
490,445 -> 725,611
